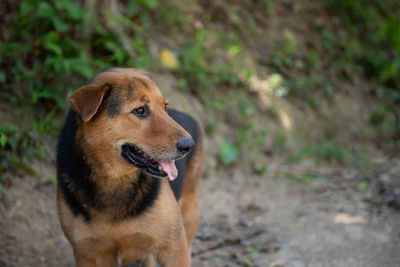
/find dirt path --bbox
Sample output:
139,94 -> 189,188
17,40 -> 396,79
193,164 -> 400,267
1,153 -> 399,267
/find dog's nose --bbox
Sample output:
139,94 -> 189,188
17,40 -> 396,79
177,137 -> 195,154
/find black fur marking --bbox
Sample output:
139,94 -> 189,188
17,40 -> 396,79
129,172 -> 161,217
126,83 -> 134,99
134,77 -> 150,89
167,109 -> 201,201
107,89 -> 123,118
87,172 -> 160,221
57,109 -> 94,221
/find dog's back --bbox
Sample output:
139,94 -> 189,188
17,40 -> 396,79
168,109 -> 201,200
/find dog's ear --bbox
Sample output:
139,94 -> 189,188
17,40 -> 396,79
70,83 -> 110,122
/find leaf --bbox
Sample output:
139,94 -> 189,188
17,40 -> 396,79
246,247 -> 261,253
52,18 -> 69,32
357,181 -> 369,191
49,175 -> 57,184
160,49 -> 179,70
12,160 -> 37,176
1,42 -> 24,55
0,133 -> 7,148
127,0 -> 140,16
140,0 -> 158,10
233,254 -> 254,267
228,45 -> 242,55
380,61 -> 400,83
43,42 -> 62,56
219,140 -> 239,165
0,71 -> 5,83
104,41 -> 126,64
251,164 -> 267,175
283,29 -> 296,54
65,4 -> 85,21
383,16 -> 400,52
36,2 -> 55,19
71,63 -> 94,79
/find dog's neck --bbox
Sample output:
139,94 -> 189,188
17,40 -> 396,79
90,171 -> 161,221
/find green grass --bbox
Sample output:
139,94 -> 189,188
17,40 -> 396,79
1,0 -> 400,178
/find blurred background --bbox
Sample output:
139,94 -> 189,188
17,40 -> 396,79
1,0 -> 400,266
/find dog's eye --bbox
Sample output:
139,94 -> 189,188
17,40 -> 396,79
132,105 -> 149,118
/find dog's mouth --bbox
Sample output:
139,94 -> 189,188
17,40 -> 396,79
121,144 -> 178,181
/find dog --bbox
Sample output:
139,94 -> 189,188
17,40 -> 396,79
56,68 -> 203,267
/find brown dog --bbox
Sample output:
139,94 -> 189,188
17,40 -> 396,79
56,68 -> 203,267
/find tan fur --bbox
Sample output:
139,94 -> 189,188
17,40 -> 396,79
57,68 -> 202,267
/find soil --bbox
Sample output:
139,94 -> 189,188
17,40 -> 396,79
1,152 -> 400,267
1,78 -> 400,267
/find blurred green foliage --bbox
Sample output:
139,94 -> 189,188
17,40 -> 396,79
285,139 -> 352,165
219,140 -> 239,165
266,0 -> 400,152
178,29 -> 243,99
321,0 -> 400,148
1,0 -> 154,107
322,0 -> 400,95
1,0 -> 400,178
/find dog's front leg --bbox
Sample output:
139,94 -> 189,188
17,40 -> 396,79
73,248 -> 118,267
157,231 -> 191,267
142,254 -> 158,267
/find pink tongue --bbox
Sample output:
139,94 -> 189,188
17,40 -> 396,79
159,161 -> 178,181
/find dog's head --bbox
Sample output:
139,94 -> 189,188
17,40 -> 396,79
70,68 -> 194,180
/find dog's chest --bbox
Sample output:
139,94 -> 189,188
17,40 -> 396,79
72,182 -> 179,260
72,215 -> 169,263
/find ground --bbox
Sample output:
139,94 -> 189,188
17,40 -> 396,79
1,0 -> 400,266
1,82 -> 400,267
